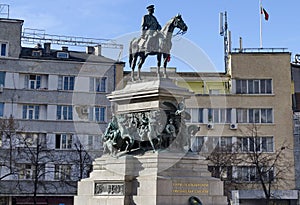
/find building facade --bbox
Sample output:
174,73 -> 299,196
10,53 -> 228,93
291,57 -> 300,194
123,50 -> 297,204
0,18 -> 124,205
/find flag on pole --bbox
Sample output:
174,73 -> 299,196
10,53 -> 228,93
261,7 -> 269,21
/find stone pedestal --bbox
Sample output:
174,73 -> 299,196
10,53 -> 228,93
74,151 -> 227,205
74,79 -> 227,205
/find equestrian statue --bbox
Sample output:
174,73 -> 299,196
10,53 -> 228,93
129,5 -> 188,81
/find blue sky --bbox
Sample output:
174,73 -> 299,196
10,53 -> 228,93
2,0 -> 300,72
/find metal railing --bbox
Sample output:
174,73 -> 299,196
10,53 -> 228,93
21,28 -> 123,50
231,47 -> 289,53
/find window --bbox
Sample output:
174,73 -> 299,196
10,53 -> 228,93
192,136 -> 204,152
219,137 -> 232,149
261,137 -> 274,152
18,164 -> 35,180
18,164 -> 45,180
235,166 -> 274,182
25,75 -> 41,89
235,166 -> 257,182
0,102 -> 4,117
56,52 -> 69,59
87,135 -> 101,150
55,134 -> 73,149
208,166 -> 232,180
208,108 -> 231,123
54,164 -> 71,180
236,108 -> 273,123
19,133 -> 46,147
90,107 -> 106,122
32,50 -> 42,57
237,137 -> 274,152
209,89 -> 220,95
0,71 -> 5,86
57,105 -> 73,120
90,77 -> 107,92
236,79 -> 272,94
22,105 -> 39,120
58,76 -> 75,90
0,42 -> 8,57
185,108 -> 203,123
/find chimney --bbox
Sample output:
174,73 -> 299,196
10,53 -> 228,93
239,37 -> 243,52
62,46 -> 68,51
44,43 -> 51,56
86,46 -> 95,54
94,45 -> 102,56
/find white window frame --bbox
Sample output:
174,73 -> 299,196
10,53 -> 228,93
208,108 -> 231,123
89,107 -> 106,122
19,133 -> 46,147
236,79 -> 272,94
58,76 -> 75,90
236,108 -> 273,124
87,135 -> 101,150
237,137 -> 274,153
234,166 -> 274,182
22,105 -> 40,120
54,164 -> 71,180
0,41 -> 8,57
25,74 -> 41,89
191,136 -> 204,152
55,134 -> 73,149
18,164 -> 35,180
56,105 -> 73,120
90,77 -> 107,92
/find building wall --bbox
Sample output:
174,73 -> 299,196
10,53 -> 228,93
0,18 -> 123,202
0,19 -> 23,58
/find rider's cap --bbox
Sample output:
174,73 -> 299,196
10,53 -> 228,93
146,5 -> 154,10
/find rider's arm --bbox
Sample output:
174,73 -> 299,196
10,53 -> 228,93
141,15 -> 148,30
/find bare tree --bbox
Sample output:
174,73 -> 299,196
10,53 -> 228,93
207,124 -> 292,205
16,132 -> 55,205
0,116 -> 19,180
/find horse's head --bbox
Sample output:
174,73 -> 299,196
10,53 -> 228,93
173,14 -> 188,33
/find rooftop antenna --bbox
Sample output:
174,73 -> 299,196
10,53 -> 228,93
219,11 -> 231,73
0,4 -> 9,18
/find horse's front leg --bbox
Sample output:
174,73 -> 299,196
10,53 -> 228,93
137,52 -> 146,80
131,54 -> 138,81
156,53 -> 162,78
162,53 -> 169,78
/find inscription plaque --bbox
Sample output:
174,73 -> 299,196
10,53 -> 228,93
94,182 -> 124,196
172,182 -> 209,195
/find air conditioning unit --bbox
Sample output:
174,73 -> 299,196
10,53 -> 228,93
230,123 -> 238,130
207,123 -> 214,129
82,107 -> 89,114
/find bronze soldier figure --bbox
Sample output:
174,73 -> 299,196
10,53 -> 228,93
140,5 -> 162,53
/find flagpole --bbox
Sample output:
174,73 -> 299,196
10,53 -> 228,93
259,0 -> 263,48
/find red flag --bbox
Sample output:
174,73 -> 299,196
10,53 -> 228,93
261,7 -> 269,21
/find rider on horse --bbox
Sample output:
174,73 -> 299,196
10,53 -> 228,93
140,5 -> 162,54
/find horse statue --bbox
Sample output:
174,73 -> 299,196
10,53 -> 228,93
129,14 -> 188,81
